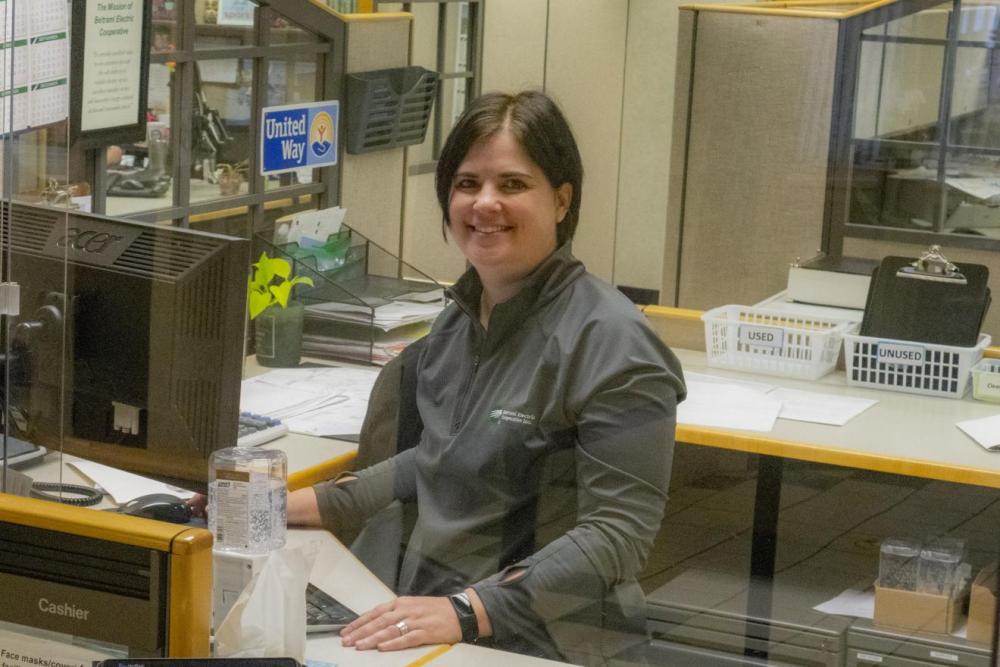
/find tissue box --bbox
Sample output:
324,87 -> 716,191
213,551 -> 268,631
967,562 -> 997,645
874,581 -> 965,635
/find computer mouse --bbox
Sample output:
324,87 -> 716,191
118,493 -> 193,524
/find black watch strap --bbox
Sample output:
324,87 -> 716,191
448,592 -> 479,642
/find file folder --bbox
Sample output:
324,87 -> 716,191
860,255 -> 990,347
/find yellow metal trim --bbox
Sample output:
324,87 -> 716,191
338,12 -> 413,22
677,425 -> 1000,488
187,196 -> 307,225
680,0 -> 897,18
405,644 -> 452,667
681,5 -> 850,18
640,304 -> 705,323
167,530 -> 213,656
305,0 -> 411,23
0,493 -> 190,550
288,451 -> 358,491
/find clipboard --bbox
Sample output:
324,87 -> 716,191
860,247 -> 991,347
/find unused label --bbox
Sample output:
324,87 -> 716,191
875,342 -> 925,366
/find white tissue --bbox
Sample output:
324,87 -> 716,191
214,542 -> 319,662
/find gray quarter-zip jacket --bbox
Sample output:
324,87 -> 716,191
313,243 -> 685,665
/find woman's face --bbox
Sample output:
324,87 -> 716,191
448,128 -> 571,291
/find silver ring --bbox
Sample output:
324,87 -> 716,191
395,620 -> 409,636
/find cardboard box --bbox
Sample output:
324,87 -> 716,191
874,582 -> 965,635
968,562 -> 997,645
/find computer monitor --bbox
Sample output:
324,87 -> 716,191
3,202 -> 248,483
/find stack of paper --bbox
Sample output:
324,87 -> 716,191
241,367 -> 381,437
302,320 -> 432,366
305,299 -> 444,331
302,295 -> 444,365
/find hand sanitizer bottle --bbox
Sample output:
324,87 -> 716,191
208,447 -> 287,554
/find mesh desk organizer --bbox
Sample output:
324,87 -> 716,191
253,226 -> 445,366
345,66 -> 438,154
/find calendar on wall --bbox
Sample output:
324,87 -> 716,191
0,0 -> 69,135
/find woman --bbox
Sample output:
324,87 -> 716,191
287,91 -> 685,665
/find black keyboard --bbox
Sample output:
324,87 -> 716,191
306,582 -> 359,634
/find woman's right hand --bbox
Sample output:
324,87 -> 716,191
186,493 -> 208,519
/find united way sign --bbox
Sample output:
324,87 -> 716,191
260,101 -> 339,175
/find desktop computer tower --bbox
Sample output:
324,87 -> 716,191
0,493 -> 212,657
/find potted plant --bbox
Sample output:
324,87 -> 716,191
216,160 -> 247,196
249,252 -> 314,367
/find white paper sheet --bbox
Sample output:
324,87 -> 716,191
677,379 -> 782,432
67,460 -> 195,504
241,366 -> 381,437
683,371 -> 777,394
770,388 -> 877,426
812,588 -> 874,618
956,413 -> 1000,451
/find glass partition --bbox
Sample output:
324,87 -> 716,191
1,0 -> 73,493
846,0 -> 1000,241
100,2 -> 332,238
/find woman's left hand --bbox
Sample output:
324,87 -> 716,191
340,596 -> 461,651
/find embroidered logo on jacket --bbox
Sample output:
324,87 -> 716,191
488,409 -> 536,426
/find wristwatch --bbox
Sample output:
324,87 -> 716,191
447,591 -> 479,642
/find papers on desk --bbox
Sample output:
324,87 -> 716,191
67,460 -> 195,504
770,388 -> 877,426
679,377 -> 782,432
305,299 -> 444,331
241,366 -> 381,437
956,414 -> 1000,451
302,296 -> 443,365
678,372 -> 878,432
812,587 -> 875,618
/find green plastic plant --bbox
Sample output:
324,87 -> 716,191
248,252 -> 314,320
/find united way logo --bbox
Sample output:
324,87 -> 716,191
261,100 -> 339,175
310,111 -> 334,159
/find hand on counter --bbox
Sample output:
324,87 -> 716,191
341,588 -> 492,651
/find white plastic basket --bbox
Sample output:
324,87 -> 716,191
843,333 -> 991,399
702,305 -> 857,381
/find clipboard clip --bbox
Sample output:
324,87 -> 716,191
896,245 -> 967,285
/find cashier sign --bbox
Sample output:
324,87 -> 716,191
260,101 -> 339,175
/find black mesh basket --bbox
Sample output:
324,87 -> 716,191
345,66 -> 438,154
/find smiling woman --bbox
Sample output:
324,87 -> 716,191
289,91 -> 687,666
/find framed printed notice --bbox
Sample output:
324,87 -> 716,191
70,0 -> 151,147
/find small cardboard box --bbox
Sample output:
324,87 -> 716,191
967,562 -> 997,645
874,582 -> 964,635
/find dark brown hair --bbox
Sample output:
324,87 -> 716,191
435,91 -> 584,245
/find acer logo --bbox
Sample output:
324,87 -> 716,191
55,227 -> 125,254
